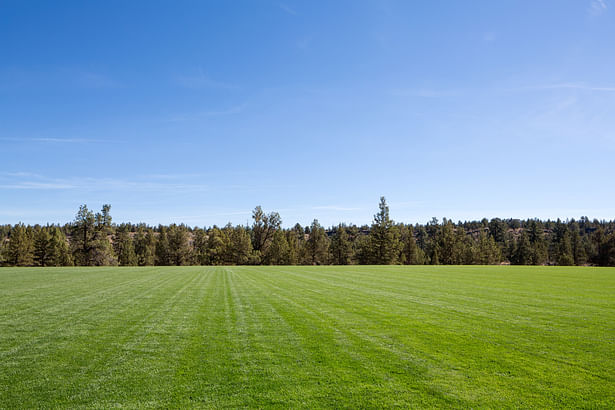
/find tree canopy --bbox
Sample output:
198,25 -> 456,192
2,199 -> 615,267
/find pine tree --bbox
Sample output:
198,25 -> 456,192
71,204 -> 116,266
597,232 -> 615,266
71,205 -> 96,265
330,224 -> 353,265
91,204 -> 117,266
305,219 -> 329,265
400,225 -> 425,265
191,228 -> 208,265
134,228 -> 156,266
34,228 -> 52,266
512,231 -> 532,265
7,223 -> 34,266
48,227 -> 72,266
225,225 -> 253,265
437,220 -> 460,264
266,230 -> 291,265
113,226 -> 137,266
527,220 -> 547,265
557,229 -> 574,266
168,224 -> 191,266
155,226 -> 171,266
0,236 -> 7,266
285,230 -> 300,265
477,230 -> 501,264
369,197 -> 401,264
251,206 -> 282,263
205,226 -> 227,265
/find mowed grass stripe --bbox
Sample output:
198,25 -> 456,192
0,266 -> 614,408
238,267 -> 466,407
1,268 -> 204,407
237,266 -> 615,407
0,267 -> 173,336
0,268 -> 180,362
70,268 -> 210,408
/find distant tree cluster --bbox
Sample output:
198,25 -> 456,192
2,198 -> 615,267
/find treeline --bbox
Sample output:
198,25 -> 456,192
1,197 -> 615,267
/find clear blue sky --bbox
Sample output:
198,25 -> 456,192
1,0 -> 614,227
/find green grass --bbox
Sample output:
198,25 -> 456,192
0,266 -> 614,408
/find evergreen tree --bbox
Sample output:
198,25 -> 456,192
205,226 -> 227,265
155,226 -> 171,266
437,220 -> 462,265
285,230 -> 300,265
225,225 -> 253,264
0,236 -> 7,266
512,231 -> 532,265
34,227 -> 52,266
527,220 -> 547,265
330,224 -> 353,265
168,224 -> 191,266
251,206 -> 282,263
596,232 -> 615,266
71,205 -> 96,265
477,230 -> 501,265
48,227 -> 72,266
555,224 -> 574,266
369,197 -> 401,264
113,226 -> 137,266
191,228 -> 208,265
134,228 -> 156,266
266,230 -> 291,265
71,204 -> 116,266
7,223 -> 34,266
305,219 -> 329,265
400,225 -> 425,265
91,204 -> 117,266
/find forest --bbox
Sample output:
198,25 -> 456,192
1,197 -> 615,267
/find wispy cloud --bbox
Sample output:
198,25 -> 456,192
1,171 -> 43,178
175,69 -> 238,90
312,205 -> 362,211
166,103 -> 246,122
137,173 -> 205,180
297,36 -> 313,50
0,182 -> 77,190
0,173 -> 210,193
390,88 -> 459,98
76,72 -> 119,88
590,0 -> 608,15
0,137 -> 112,143
526,83 -> 615,92
279,3 -> 297,15
483,32 -> 496,43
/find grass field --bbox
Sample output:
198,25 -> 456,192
0,266 -> 614,408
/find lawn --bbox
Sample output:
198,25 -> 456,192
0,266 -> 614,408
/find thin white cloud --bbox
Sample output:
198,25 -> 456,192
483,32 -> 496,43
175,69 -> 238,90
1,171 -> 43,178
0,174 -> 210,193
312,206 -> 362,211
0,182 -> 76,190
279,3 -> 297,15
137,173 -> 204,180
166,103 -> 246,122
297,36 -> 313,50
0,137 -> 111,143
77,72 -> 118,88
590,0 -> 608,15
533,83 -> 615,92
390,88 -> 459,98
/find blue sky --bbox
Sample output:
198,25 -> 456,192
1,0 -> 614,227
